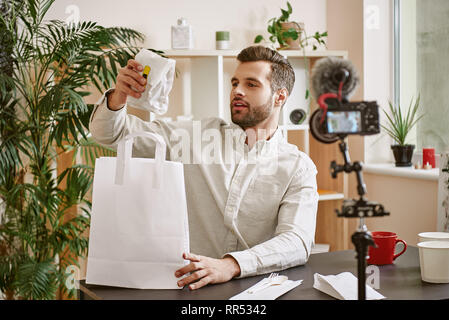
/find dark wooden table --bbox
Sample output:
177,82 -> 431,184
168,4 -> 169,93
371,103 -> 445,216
79,246 -> 449,300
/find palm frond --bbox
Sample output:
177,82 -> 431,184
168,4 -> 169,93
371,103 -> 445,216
13,258 -> 58,300
0,0 -> 146,299
75,136 -> 116,167
57,164 -> 94,207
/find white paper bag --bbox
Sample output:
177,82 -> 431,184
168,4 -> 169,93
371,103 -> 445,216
86,131 -> 190,289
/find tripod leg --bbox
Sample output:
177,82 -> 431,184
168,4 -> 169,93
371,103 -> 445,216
352,231 -> 375,300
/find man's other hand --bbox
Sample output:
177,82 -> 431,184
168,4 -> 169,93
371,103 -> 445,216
174,252 -> 241,290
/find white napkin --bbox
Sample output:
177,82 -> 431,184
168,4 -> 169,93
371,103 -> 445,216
313,272 -> 386,300
229,276 -> 303,300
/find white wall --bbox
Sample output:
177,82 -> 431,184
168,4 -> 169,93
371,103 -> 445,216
46,0 -> 328,120
46,0 -> 327,51
364,174 -> 438,246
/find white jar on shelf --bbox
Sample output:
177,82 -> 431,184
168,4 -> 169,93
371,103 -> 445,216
171,18 -> 193,50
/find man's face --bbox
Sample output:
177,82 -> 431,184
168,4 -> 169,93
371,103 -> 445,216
230,61 -> 275,128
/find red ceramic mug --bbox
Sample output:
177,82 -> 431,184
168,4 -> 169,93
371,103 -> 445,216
367,231 -> 407,265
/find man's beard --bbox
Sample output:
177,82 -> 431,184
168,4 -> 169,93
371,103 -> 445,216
231,95 -> 274,129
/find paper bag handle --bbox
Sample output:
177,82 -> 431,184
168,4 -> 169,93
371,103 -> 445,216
115,132 -> 167,188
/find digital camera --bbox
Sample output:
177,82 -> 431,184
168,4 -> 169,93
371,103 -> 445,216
325,100 -> 380,135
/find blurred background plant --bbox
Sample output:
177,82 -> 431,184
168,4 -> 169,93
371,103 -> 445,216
381,95 -> 424,167
0,0 -> 149,299
381,95 -> 423,146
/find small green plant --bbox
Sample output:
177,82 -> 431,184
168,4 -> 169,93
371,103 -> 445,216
253,1 -> 327,102
381,95 -> 424,146
254,1 -> 327,50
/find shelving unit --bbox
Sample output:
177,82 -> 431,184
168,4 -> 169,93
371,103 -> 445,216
160,49 -> 347,126
158,49 -> 350,251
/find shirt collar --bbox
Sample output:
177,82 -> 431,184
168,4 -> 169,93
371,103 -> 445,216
226,122 -> 284,147
266,126 -> 284,144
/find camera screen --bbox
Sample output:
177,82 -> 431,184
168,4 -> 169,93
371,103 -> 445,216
326,111 -> 362,134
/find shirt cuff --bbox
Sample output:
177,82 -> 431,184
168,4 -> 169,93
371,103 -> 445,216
90,89 -> 127,123
104,88 -> 126,112
223,251 -> 258,279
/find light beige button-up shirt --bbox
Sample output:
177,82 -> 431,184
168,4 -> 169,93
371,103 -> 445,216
89,92 -> 319,278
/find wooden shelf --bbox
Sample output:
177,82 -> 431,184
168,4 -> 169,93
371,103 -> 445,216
163,49 -> 348,59
279,124 -> 309,131
318,189 -> 345,201
164,49 -> 348,126
311,243 -> 330,254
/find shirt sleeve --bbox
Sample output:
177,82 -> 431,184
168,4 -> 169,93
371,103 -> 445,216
224,157 -> 319,278
88,90 -> 182,159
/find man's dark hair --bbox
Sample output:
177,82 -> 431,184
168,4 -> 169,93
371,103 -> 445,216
237,45 -> 295,96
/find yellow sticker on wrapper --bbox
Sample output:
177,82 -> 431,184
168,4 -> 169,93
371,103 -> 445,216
142,65 -> 151,79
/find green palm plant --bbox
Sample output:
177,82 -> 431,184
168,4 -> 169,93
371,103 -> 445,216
0,0 -> 149,299
381,95 -> 423,146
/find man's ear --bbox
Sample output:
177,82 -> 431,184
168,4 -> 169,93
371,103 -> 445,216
275,88 -> 289,107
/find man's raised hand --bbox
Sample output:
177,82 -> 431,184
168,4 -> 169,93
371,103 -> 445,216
107,59 -> 147,110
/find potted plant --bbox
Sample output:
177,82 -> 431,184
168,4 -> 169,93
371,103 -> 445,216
253,1 -> 327,108
381,95 -> 424,167
254,1 -> 327,51
0,0 -> 148,299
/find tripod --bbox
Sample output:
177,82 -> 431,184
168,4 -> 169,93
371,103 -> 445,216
330,137 -> 389,300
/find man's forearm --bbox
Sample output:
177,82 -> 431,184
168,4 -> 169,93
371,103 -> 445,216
106,88 -> 126,111
88,89 -> 128,148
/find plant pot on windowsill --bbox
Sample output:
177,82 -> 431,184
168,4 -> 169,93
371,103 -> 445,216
382,96 -> 423,168
391,144 -> 415,167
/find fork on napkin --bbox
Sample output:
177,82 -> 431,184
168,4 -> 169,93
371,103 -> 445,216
229,273 -> 303,300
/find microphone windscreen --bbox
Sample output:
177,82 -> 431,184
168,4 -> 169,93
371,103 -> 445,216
311,57 -> 359,100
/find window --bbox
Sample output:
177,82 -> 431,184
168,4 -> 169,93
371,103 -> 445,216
398,0 -> 449,154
